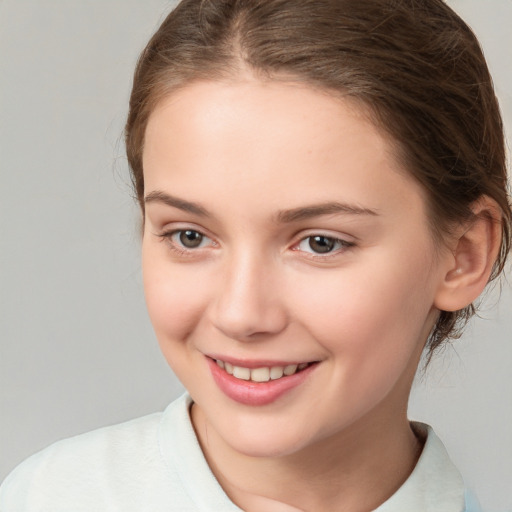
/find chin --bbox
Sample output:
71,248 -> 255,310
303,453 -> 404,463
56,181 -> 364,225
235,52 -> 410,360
223,427 -> 313,459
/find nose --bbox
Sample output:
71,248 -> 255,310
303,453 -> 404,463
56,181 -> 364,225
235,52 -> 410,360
209,250 -> 288,341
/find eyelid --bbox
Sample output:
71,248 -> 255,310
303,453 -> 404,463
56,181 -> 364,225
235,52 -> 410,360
154,220 -> 216,240
291,228 -> 356,244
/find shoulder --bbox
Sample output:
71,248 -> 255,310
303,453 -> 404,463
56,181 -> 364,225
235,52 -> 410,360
0,396 -> 194,511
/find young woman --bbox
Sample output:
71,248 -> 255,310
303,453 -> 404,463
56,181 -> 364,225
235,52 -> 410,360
1,1 -> 510,511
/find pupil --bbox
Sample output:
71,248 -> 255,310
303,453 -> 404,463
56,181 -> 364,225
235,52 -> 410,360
180,230 -> 203,248
309,236 -> 335,254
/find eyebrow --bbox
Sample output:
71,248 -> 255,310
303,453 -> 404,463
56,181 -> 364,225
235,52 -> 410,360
276,202 -> 379,223
144,190 -> 378,222
144,191 -> 210,217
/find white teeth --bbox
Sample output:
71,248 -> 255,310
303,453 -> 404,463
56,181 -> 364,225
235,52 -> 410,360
251,367 -> 270,382
232,366 -> 251,380
283,364 -> 298,376
270,366 -> 284,380
216,359 -> 311,382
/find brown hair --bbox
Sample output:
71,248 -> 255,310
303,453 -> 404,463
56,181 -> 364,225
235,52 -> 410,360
125,0 -> 511,356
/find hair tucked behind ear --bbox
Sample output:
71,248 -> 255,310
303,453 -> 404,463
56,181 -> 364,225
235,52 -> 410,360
125,0 -> 512,359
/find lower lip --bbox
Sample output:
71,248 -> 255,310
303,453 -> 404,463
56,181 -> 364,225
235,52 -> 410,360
207,358 -> 318,406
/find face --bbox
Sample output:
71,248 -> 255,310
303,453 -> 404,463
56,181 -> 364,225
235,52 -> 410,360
142,79 -> 447,458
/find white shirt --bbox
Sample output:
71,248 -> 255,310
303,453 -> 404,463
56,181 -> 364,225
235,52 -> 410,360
0,393 -> 479,511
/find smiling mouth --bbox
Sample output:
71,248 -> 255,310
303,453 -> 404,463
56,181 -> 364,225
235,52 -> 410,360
214,359 -> 314,383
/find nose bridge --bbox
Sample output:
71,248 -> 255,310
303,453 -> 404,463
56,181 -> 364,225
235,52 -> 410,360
211,245 -> 287,340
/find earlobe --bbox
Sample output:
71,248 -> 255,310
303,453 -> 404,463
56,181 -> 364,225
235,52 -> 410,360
434,196 -> 502,312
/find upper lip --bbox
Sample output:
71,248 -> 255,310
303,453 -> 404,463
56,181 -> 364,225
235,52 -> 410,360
206,354 -> 318,368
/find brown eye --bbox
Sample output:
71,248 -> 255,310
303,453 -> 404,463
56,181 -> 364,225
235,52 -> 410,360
295,235 -> 353,257
308,236 -> 337,254
179,230 -> 204,248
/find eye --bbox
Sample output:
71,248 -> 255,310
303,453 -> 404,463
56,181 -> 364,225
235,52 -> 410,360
158,228 -> 216,253
296,235 -> 353,255
175,229 -> 207,249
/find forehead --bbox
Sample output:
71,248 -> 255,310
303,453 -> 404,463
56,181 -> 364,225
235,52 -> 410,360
145,79 -> 384,154
142,79 -> 427,222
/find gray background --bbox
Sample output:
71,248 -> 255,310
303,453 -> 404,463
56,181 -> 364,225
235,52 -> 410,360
0,1 -> 510,510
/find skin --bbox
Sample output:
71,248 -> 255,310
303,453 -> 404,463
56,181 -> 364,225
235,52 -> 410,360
141,78 -> 498,512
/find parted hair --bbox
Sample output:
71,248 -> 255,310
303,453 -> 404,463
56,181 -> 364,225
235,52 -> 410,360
125,0 -> 511,356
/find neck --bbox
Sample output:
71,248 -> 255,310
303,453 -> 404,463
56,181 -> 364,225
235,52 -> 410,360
191,397 -> 423,512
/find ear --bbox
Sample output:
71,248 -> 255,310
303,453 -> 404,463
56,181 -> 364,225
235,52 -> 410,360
434,196 -> 502,312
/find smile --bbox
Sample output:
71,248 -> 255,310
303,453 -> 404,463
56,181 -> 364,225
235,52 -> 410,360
208,357 -> 319,406
215,359 -> 311,382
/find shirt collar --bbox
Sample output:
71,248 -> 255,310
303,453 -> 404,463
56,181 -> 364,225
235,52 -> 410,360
374,422 -> 465,512
160,396 -> 466,512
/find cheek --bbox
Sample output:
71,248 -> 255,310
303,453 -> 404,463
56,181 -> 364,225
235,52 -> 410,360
142,245 -> 208,345
292,249 -> 436,371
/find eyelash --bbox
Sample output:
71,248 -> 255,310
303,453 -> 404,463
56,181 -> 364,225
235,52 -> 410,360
157,229 -> 355,259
